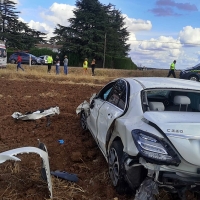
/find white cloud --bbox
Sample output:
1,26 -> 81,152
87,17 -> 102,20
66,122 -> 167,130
40,3 -> 75,27
123,14 -> 152,32
179,26 -> 200,46
23,3 -> 75,39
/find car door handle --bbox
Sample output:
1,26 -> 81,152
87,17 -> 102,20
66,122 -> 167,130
108,113 -> 112,119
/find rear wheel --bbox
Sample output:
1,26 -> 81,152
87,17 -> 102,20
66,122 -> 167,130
108,140 -> 130,194
80,110 -> 88,130
189,75 -> 199,81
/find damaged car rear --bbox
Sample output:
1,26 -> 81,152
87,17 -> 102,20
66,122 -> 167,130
76,77 -> 200,199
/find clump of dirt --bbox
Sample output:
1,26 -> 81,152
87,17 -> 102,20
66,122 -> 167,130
0,78 -> 197,200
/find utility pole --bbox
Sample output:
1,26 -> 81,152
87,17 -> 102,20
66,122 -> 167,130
103,32 -> 107,68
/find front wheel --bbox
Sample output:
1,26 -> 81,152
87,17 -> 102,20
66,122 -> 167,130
189,75 -> 199,81
31,60 -> 36,65
108,140 -> 130,194
80,110 -> 88,130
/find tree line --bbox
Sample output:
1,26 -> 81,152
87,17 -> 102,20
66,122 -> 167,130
0,0 -> 137,69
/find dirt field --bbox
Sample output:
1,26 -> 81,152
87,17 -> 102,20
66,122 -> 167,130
0,68 -> 197,200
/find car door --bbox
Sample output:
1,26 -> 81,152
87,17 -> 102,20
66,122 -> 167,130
87,81 -> 116,140
96,79 -> 128,155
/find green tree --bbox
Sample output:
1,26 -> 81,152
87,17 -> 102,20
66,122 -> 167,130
0,0 -> 46,49
51,0 -> 130,61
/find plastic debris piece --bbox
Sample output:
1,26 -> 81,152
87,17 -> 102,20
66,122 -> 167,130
12,106 -> 60,120
0,146 -> 53,199
134,178 -> 159,200
51,170 -> 78,182
58,139 -> 64,144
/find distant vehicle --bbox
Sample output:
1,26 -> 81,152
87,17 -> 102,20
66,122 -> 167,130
0,41 -> 7,68
9,52 -> 41,65
39,55 -> 48,65
179,63 -> 200,81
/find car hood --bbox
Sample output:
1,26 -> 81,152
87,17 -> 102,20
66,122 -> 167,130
143,112 -> 200,166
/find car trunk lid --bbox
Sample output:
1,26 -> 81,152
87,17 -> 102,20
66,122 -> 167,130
144,112 -> 200,165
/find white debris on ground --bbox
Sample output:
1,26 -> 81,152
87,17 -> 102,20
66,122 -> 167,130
134,178 -> 159,200
0,146 -> 53,199
11,106 -> 60,120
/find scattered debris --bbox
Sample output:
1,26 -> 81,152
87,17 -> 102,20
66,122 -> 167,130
0,142 -> 53,199
134,178 -> 159,200
58,139 -> 64,144
11,106 -> 60,126
51,170 -> 78,182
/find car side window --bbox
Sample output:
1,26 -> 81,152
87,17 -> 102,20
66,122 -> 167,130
97,82 -> 116,101
107,79 -> 127,110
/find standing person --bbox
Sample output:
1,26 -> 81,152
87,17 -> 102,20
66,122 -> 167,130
47,55 -> 53,73
63,55 -> 68,75
83,58 -> 88,74
167,60 -> 176,78
16,54 -> 24,71
91,58 -> 96,76
55,55 -> 60,75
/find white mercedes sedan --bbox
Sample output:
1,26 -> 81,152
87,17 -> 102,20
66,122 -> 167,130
76,77 -> 200,199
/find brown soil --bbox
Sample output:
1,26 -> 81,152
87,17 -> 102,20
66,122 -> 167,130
0,77 -> 197,200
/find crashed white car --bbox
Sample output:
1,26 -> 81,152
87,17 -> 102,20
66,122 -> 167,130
76,77 -> 200,198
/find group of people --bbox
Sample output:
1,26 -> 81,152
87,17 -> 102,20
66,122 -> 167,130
47,55 -> 68,75
16,54 -> 96,76
82,58 -> 96,76
16,53 -> 175,78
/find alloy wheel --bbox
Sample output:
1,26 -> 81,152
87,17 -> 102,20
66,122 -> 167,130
189,76 -> 198,81
108,147 -> 120,186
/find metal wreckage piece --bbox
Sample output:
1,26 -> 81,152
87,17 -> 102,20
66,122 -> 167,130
0,141 -> 53,199
11,106 -> 60,126
12,106 -> 60,120
134,178 -> 159,200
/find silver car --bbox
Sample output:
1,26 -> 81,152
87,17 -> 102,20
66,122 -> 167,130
76,77 -> 200,199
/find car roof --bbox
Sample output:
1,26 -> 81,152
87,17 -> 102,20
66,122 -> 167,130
124,77 -> 200,91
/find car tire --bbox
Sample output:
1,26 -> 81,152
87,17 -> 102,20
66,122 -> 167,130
10,59 -> 16,64
80,110 -> 88,130
31,60 -> 36,65
108,140 -> 130,195
189,75 -> 199,81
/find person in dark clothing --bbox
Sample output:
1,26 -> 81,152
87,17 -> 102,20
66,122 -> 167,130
55,55 -> 60,75
91,59 -> 96,76
167,60 -> 176,78
16,54 -> 24,71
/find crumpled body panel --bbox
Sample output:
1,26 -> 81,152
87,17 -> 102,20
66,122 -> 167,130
0,146 -> 52,199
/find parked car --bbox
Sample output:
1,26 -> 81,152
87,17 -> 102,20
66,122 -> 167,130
76,77 -> 200,198
179,63 -> 200,81
39,55 -> 48,65
9,52 -> 41,65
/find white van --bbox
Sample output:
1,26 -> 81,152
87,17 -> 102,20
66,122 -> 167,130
0,41 -> 7,68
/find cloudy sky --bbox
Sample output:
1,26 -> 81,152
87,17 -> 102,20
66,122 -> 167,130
12,0 -> 200,69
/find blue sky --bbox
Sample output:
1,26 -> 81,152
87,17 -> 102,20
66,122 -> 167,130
13,0 -> 200,69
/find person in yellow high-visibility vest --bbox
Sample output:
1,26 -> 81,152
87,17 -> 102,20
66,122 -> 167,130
167,60 -> 176,78
83,58 -> 88,74
47,55 -> 53,73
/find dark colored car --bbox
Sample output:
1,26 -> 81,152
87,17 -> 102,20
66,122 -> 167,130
9,52 -> 41,65
179,63 -> 200,81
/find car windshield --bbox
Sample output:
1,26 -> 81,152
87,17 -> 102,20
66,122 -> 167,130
142,89 -> 200,112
